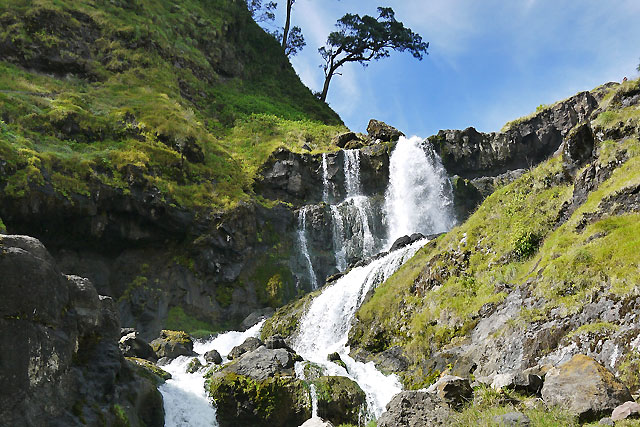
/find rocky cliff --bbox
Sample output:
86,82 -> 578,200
0,235 -> 164,426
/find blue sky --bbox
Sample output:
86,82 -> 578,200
264,0 -> 640,137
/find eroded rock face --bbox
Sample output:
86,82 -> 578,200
0,235 -> 164,427
541,354 -> 633,422
430,91 -> 598,179
378,391 -> 452,427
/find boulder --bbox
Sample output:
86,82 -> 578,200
187,357 -> 204,373
390,235 -> 412,252
611,400 -> 640,421
241,307 -> 275,331
312,376 -> 366,425
120,331 -> 157,361
223,346 -> 299,380
427,375 -> 473,409
378,391 -> 452,427
367,119 -> 404,142
228,336 -> 264,360
331,131 -> 359,148
0,235 -> 164,427
150,330 -> 196,359
492,411 -> 531,426
265,334 -> 294,351
541,354 -> 633,422
207,372 -> 310,427
205,349 -> 223,365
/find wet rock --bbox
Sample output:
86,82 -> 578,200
186,357 -> 204,373
207,372 -> 310,427
541,354 -> 633,422
427,375 -> 473,409
327,352 -> 347,370
127,357 -> 172,384
150,330 -> 196,359
228,336 -> 264,360
241,307 -> 275,331
367,119 -> 404,142
120,331 -> 157,361
378,391 -> 452,427
205,349 -> 223,365
224,346 -> 299,380
312,376 -> 366,425
492,411 -> 531,426
611,400 -> 640,421
265,334 -> 294,352
390,235 -> 412,252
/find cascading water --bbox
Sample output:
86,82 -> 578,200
321,153 -> 330,203
292,239 -> 426,419
297,206 -> 318,289
330,205 -> 348,272
384,135 -> 456,246
159,321 -> 265,427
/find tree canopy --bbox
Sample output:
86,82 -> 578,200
318,7 -> 429,101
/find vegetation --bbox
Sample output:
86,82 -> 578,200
0,0 -> 343,213
351,80 -> 640,389
165,306 -> 222,338
318,7 -> 429,101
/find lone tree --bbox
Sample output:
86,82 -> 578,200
246,0 -> 305,56
318,7 -> 429,102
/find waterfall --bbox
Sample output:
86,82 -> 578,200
330,205 -> 348,272
384,136 -> 456,247
292,239 -> 426,418
343,149 -> 361,198
159,321 -> 265,427
322,153 -> 330,203
297,206 -> 318,289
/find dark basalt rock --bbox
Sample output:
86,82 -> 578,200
228,336 -> 264,360
205,349 -> 223,365
429,91 -> 598,179
367,119 -> 404,142
150,330 -> 196,360
120,330 -> 157,361
332,131 -> 359,148
0,235 -> 164,427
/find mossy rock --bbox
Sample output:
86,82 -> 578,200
126,357 -> 172,386
311,376 -> 366,426
207,372 -> 310,427
150,330 -> 195,359
260,290 -> 319,340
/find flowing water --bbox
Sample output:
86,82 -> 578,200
160,321 -> 264,427
385,135 -> 456,246
161,138 -> 455,426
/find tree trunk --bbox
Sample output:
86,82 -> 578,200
320,72 -> 333,102
281,0 -> 292,53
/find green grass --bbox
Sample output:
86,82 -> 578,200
0,0 -> 344,212
165,306 -> 222,338
351,81 -> 640,388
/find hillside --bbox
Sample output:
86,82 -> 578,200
0,0 -> 350,337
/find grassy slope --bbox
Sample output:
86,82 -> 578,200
351,79 -> 640,392
0,0 -> 345,212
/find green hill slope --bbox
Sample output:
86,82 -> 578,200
0,0 -> 344,212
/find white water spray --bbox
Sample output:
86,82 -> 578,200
293,240 -> 426,418
385,136 -> 456,246
322,153 -> 330,203
159,321 -> 265,427
297,206 -> 318,289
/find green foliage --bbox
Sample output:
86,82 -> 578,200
318,7 -> 428,101
566,322 -> 619,339
165,306 -> 219,338
512,227 -> 541,260
0,0 -> 343,212
0,218 -> 6,234
111,404 -> 130,427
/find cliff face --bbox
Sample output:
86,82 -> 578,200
0,235 -> 163,426
348,79 -> 640,398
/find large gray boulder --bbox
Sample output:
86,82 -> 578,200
150,330 -> 196,359
228,336 -> 264,360
224,346 -> 299,380
0,235 -> 164,427
427,375 -> 473,409
541,354 -> 633,422
367,119 -> 404,142
378,391 -> 451,427
312,376 -> 366,426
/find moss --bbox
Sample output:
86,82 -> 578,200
111,404 -> 130,427
165,306 -> 219,338
207,372 -> 310,424
126,357 -> 172,385
565,322 -> 619,339
260,289 -> 319,340
0,218 -> 6,234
